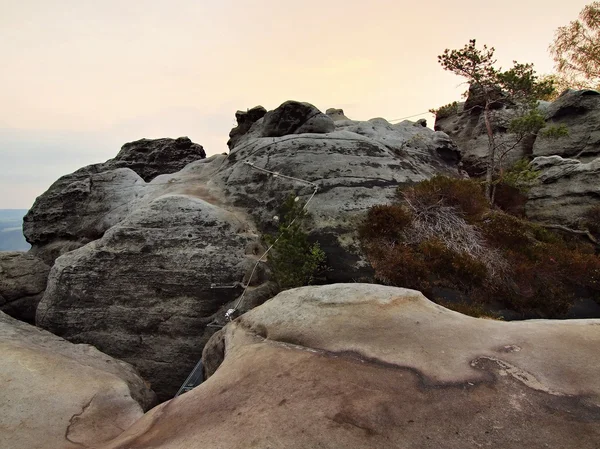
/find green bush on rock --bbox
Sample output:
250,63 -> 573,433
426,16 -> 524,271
266,195 -> 326,290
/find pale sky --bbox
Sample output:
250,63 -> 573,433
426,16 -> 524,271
0,0 -> 590,208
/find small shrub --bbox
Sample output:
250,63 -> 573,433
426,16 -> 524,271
429,101 -> 459,119
399,176 -> 487,222
266,195 -> 326,290
358,205 -> 412,242
583,205 -> 600,237
368,243 -> 430,291
419,239 -> 488,291
501,159 -> 540,193
492,182 -> 527,217
360,176 -> 600,318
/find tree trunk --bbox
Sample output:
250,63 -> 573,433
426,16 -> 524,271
483,101 -> 495,202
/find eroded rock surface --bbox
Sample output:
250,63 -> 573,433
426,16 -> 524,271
213,103 -> 460,280
98,284 -> 600,449
526,156 -> 600,226
435,89 -> 600,176
33,101 -> 461,402
0,251 -> 50,323
24,137 -> 206,264
533,90 -> 600,161
0,310 -> 155,449
37,194 -> 262,401
227,106 -> 267,150
434,100 -> 534,176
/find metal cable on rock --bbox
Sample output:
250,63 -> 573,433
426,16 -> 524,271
223,161 -> 320,321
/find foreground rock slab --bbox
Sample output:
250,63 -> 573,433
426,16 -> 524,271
0,311 -> 156,449
98,284 -> 600,449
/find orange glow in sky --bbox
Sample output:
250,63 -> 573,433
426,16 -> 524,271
0,0 -> 591,207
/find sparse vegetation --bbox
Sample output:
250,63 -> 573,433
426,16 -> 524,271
429,101 -> 459,119
359,176 -> 600,318
435,39 -> 564,202
265,195 -> 326,290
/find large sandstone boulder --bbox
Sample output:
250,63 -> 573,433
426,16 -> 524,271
214,103 -> 460,280
533,90 -> 600,161
0,251 -> 50,323
23,137 -> 206,264
261,100 -> 335,137
0,310 -> 155,449
37,194 -> 262,401
526,155 -> 600,226
97,284 -> 600,449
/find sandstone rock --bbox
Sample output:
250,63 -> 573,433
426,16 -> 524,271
261,100 -> 335,137
32,102 -> 461,404
434,102 -> 534,176
436,89 -> 600,176
98,284 -> 600,449
463,83 -> 510,110
37,194 -> 263,401
113,137 -> 206,181
526,155 -> 600,226
24,137 -> 206,264
533,89 -> 600,161
0,310 -> 155,449
212,105 -> 460,281
24,168 -> 148,264
326,107 -> 350,121
227,106 -> 267,150
0,251 -> 50,323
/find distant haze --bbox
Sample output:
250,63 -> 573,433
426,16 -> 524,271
0,0 -> 590,208
0,209 -> 30,250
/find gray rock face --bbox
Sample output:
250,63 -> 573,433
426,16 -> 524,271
33,101 -> 460,403
213,106 -> 460,281
434,102 -> 533,176
533,90 -> 600,161
37,194 -> 262,401
0,252 -> 50,323
0,310 -> 155,449
113,137 -> 206,181
227,106 -> 267,150
24,168 -> 147,264
98,284 -> 600,449
24,137 -> 205,264
526,156 -> 600,226
435,89 -> 600,176
261,100 -> 335,137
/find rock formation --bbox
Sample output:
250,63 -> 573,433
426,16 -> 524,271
434,88 -> 600,176
0,310 -> 155,449
23,137 -> 206,264
526,156 -> 600,226
434,100 -> 535,176
533,90 -> 600,161
97,284 -> 600,449
37,194 -> 262,401
0,251 -> 50,323
227,106 -> 267,150
33,101 -> 461,400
